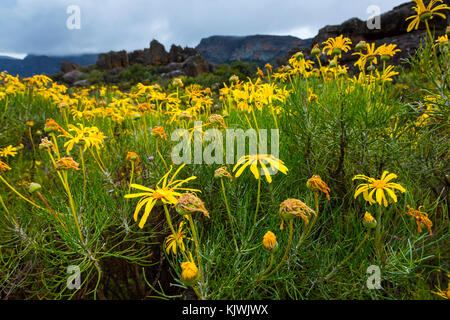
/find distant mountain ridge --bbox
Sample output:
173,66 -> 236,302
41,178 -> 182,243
196,35 -> 311,65
0,54 -> 98,77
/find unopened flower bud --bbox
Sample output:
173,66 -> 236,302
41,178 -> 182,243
311,48 -> 321,56
355,41 -> 367,52
181,261 -> 199,286
363,212 -> 377,229
295,52 -> 304,61
262,231 -> 277,252
28,183 -> 42,194
419,12 -> 432,22
331,48 -> 342,56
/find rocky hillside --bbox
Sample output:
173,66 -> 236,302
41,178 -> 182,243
196,35 -> 311,65
283,0 -> 450,70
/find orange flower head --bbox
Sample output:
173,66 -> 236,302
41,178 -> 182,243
127,152 -> 140,164
214,166 -> 233,180
0,160 -> 11,172
307,175 -> 331,200
279,198 -> 316,230
152,126 -> 167,140
176,193 -> 210,218
405,205 -> 433,235
55,157 -> 80,171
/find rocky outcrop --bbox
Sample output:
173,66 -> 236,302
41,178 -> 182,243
97,50 -> 129,70
169,45 -> 197,63
196,35 -> 310,64
284,0 -> 450,70
92,39 -> 213,79
128,50 -> 146,65
145,40 -> 169,65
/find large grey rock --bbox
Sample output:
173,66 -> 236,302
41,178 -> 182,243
73,80 -> 90,87
63,70 -> 83,84
161,70 -> 186,79
61,61 -> 81,73
162,62 -> 184,73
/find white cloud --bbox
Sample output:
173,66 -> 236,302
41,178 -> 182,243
0,52 -> 27,59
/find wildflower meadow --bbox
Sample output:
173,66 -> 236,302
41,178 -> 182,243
0,0 -> 449,300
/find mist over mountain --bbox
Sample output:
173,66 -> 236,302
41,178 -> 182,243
195,35 -> 312,65
0,54 -> 98,77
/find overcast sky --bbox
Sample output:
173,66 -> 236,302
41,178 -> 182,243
1,0 -> 407,58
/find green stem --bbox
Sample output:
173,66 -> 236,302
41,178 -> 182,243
186,215 -> 204,281
375,206 -> 382,262
262,219 -> 293,279
62,170 -> 84,243
79,146 -> 86,209
156,139 -> 168,170
254,177 -> 261,225
258,251 -> 274,280
28,127 -> 36,155
128,162 -> 135,195
221,178 -> 238,251
50,133 -> 60,158
302,192 -> 319,243
425,19 -> 443,74
0,192 -> 20,229
324,230 -> 371,281
36,191 -> 68,232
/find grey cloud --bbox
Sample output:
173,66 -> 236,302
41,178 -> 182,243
1,0 -> 407,56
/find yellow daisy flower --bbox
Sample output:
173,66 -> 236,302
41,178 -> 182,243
353,171 -> 406,207
233,154 -> 288,184
125,164 -> 200,228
